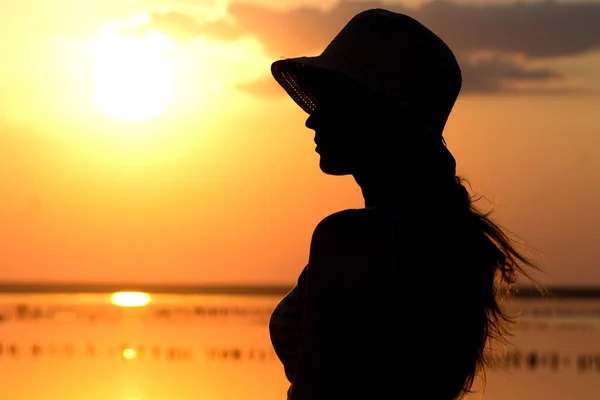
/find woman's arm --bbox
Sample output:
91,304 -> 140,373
289,209 -> 394,400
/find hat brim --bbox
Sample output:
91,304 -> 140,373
271,56 -> 339,115
272,56 -> 417,116
272,56 -> 421,122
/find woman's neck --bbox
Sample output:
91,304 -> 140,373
354,172 -> 408,209
355,171 -> 454,210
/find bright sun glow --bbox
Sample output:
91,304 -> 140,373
122,348 -> 137,360
111,291 -> 152,307
92,27 -> 175,121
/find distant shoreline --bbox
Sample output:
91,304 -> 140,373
1,282 -> 600,299
0,282 -> 291,296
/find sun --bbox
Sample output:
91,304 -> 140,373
91,27 -> 175,122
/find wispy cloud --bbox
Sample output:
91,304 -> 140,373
145,1 -> 600,95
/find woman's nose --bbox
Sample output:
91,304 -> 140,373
305,112 -> 316,130
305,107 -> 323,130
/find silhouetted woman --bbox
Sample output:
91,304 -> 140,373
268,9 -> 541,400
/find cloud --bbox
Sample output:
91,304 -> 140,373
421,1 -> 600,58
235,76 -> 284,97
145,1 -> 600,95
460,55 -> 564,93
147,11 -> 207,40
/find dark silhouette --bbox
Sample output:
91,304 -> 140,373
268,9 -> 542,400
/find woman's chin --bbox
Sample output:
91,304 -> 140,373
319,158 -> 351,176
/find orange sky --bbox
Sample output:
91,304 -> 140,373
1,0 -> 599,285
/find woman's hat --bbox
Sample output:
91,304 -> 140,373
271,8 -> 462,150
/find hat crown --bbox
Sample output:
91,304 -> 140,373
318,9 -> 462,135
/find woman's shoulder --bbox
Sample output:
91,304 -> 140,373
314,207 -> 405,238
315,207 -> 386,228
308,208 -> 397,285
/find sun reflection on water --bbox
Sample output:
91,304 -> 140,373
122,348 -> 137,360
110,292 -> 151,307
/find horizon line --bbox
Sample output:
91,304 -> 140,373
1,281 -> 600,298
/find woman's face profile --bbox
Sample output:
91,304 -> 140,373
304,71 -> 404,176
305,88 -> 360,176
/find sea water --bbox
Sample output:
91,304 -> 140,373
0,292 -> 599,400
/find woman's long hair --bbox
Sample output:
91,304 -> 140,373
447,176 -> 544,398
406,169 -> 545,399
387,118 -> 545,398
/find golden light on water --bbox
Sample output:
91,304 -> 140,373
122,348 -> 137,360
110,292 -> 152,307
91,25 -> 175,122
